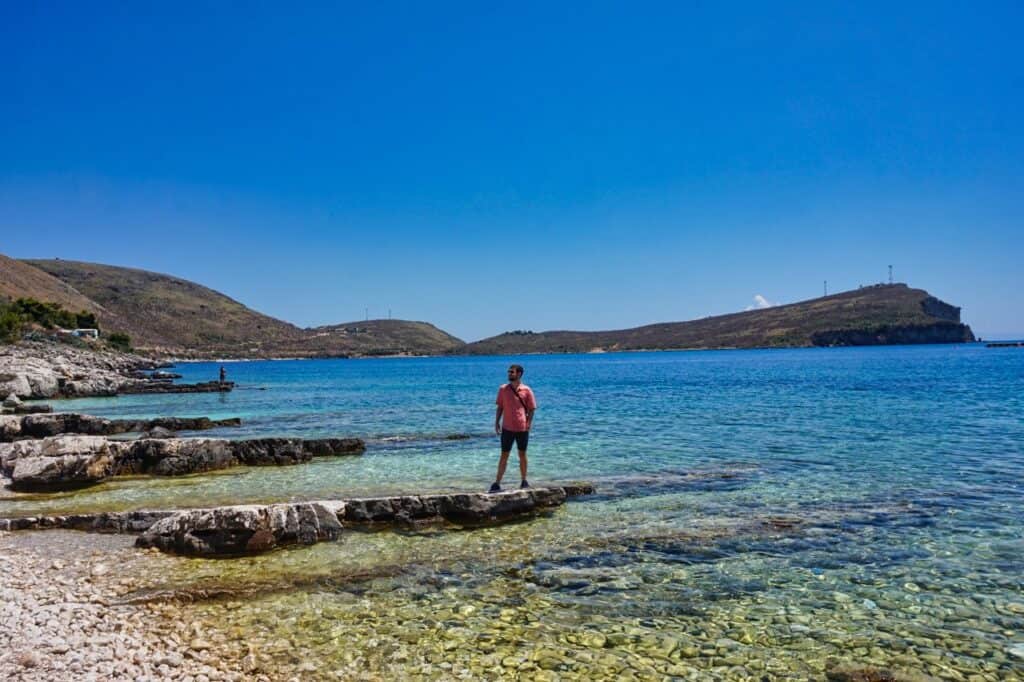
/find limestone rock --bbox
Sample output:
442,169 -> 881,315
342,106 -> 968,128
136,502 -> 345,556
11,451 -> 115,491
3,392 -> 22,407
0,415 -> 21,441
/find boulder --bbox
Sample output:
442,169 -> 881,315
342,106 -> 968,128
120,438 -> 234,476
11,453 -> 115,491
3,392 -> 21,408
1,435 -> 118,477
144,426 -> 176,439
7,435 -> 120,491
0,415 -> 21,441
136,502 -> 345,556
0,373 -> 32,399
20,413 -> 114,438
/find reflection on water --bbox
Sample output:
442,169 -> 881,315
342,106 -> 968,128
4,346 -> 1024,678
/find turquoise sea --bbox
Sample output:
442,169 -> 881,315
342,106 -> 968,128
5,345 -> 1024,679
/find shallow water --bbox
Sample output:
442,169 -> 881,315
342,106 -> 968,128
5,345 -> 1024,678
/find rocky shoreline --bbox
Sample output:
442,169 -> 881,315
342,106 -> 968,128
0,341 -> 230,399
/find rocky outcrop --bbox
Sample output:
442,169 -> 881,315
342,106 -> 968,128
136,502 -> 346,556
1,413 -> 242,441
6,403 -> 53,415
119,381 -> 234,394
0,341 -> 159,399
0,485 -> 597,556
0,341 -> 233,399
134,487 -> 595,556
810,322 -> 975,347
1,435 -> 366,490
6,435 -> 117,491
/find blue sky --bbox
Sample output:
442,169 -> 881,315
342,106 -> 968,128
2,2 -> 1021,341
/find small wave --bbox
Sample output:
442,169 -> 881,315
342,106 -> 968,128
367,432 -> 490,445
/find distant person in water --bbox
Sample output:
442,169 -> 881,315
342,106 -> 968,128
219,366 -> 226,384
490,364 -> 537,492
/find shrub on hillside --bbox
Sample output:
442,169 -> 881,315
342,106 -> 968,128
0,303 -> 26,342
8,297 -> 100,331
106,332 -> 133,352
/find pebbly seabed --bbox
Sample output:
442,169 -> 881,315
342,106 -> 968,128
2,344 -> 1024,680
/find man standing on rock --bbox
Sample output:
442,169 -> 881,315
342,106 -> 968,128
490,364 -> 537,492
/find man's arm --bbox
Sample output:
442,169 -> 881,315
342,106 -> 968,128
495,405 -> 503,434
525,408 -> 535,431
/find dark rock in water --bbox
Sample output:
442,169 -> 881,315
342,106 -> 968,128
135,502 -> 346,556
119,438 -> 235,476
143,426 -> 175,439
147,416 -> 242,431
302,438 -> 366,456
444,433 -> 473,440
120,381 -> 234,394
20,413 -> 115,439
3,392 -> 22,408
12,403 -> 53,415
3,413 -> 242,441
229,438 -> 310,466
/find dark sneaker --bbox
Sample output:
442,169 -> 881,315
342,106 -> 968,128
520,479 -> 530,489
488,482 -> 501,493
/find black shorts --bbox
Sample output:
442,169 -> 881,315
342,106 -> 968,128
500,429 -> 530,452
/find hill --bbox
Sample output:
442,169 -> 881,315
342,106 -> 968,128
0,254 -> 106,318
462,284 -> 975,355
16,259 -> 464,357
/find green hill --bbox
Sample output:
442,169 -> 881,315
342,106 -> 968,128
462,284 -> 975,355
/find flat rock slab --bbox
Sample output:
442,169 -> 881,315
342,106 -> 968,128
1,413 -> 242,441
0,485 -> 595,557
2,435 -> 366,491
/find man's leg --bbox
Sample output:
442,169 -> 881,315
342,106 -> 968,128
494,450 -> 511,485
517,449 -> 528,482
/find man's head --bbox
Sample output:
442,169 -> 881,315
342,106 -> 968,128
507,364 -> 524,381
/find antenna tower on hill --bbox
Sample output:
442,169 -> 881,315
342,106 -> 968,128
888,265 -> 893,284
824,280 -> 828,296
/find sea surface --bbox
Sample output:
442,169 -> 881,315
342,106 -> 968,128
5,345 -> 1024,679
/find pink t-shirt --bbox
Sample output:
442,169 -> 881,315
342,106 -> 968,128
496,383 -> 537,431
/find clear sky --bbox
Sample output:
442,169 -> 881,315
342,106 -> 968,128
2,2 -> 1022,341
